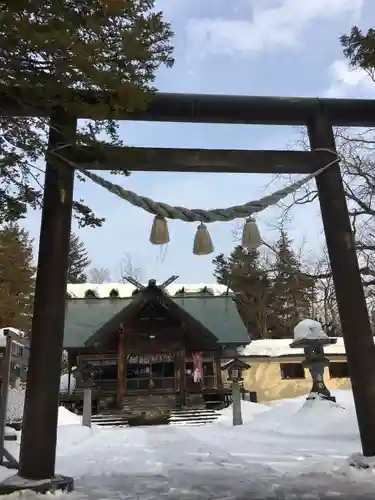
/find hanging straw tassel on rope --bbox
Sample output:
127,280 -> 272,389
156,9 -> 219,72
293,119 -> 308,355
193,223 -> 214,255
150,215 -> 170,245
242,216 -> 262,250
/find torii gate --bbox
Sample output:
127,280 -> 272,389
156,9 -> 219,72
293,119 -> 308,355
4,90 -> 375,485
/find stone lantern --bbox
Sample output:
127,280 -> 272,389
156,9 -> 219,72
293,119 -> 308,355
290,319 -> 337,403
222,358 -> 250,426
76,362 -> 97,388
76,362 -> 98,427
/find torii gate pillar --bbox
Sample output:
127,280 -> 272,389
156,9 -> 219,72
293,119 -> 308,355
308,112 -> 375,457
18,111 -> 76,482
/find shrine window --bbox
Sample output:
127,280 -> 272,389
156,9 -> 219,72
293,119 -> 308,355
126,354 -> 176,390
11,343 -> 23,357
151,358 -> 175,378
280,363 -> 305,380
127,355 -> 151,379
329,362 -> 349,379
88,359 -> 118,380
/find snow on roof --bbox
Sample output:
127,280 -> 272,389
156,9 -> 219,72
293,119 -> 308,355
0,327 -> 26,348
66,283 -> 232,299
0,327 -> 25,337
239,337 -> 355,358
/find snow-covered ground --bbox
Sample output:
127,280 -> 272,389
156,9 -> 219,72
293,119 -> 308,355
2,390 -> 375,499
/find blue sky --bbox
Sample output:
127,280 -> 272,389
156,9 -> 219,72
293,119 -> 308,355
24,0 -> 375,284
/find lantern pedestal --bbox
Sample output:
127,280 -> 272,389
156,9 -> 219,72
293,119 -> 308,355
221,358 -> 250,427
77,363 -> 96,429
290,337 -> 337,403
231,381 -> 243,426
0,474 -> 73,495
82,387 -> 92,428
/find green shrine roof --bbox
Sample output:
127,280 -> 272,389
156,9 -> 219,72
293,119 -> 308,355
63,286 -> 249,349
171,296 -> 247,345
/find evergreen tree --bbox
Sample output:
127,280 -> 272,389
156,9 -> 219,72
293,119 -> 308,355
0,224 -> 35,332
67,233 -> 90,283
340,26 -> 375,73
0,1 -> 174,226
269,231 -> 315,338
212,253 -> 231,286
213,245 -> 273,339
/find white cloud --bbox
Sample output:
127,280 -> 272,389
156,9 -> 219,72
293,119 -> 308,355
186,0 -> 363,57
324,60 -> 375,98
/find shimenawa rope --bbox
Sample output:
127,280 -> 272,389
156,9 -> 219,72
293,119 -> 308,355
58,148 -> 339,255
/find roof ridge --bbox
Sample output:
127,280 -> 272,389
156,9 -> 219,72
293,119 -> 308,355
66,282 -> 233,299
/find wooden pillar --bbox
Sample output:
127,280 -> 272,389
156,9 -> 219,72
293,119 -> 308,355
67,351 -> 75,395
117,332 -> 125,408
0,334 -> 13,466
214,353 -> 223,388
19,110 -> 77,480
67,362 -> 72,396
177,350 -> 186,406
308,112 -> 375,457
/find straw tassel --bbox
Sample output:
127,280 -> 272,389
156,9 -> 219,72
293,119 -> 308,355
193,223 -> 214,255
150,216 -> 170,245
242,217 -> 262,249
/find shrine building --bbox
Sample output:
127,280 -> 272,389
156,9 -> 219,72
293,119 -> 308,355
61,278 -> 250,415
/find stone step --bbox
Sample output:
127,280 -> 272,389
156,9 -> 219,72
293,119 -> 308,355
92,406 -> 220,427
169,414 -> 217,421
169,415 -> 217,422
91,419 -> 127,425
92,414 -> 126,420
91,414 -> 128,427
169,408 -> 219,425
170,409 -> 219,416
170,420 -> 213,427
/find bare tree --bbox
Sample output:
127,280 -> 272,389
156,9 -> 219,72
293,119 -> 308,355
306,251 -> 341,336
277,127 -> 375,307
119,253 -> 143,283
87,267 -> 111,284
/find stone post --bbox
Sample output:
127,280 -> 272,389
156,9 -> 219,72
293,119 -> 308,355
82,388 -> 92,428
232,380 -> 243,426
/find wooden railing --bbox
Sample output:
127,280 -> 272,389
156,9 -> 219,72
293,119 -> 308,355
126,377 -> 175,391
93,379 -> 117,391
59,379 -> 117,397
186,376 -> 216,391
